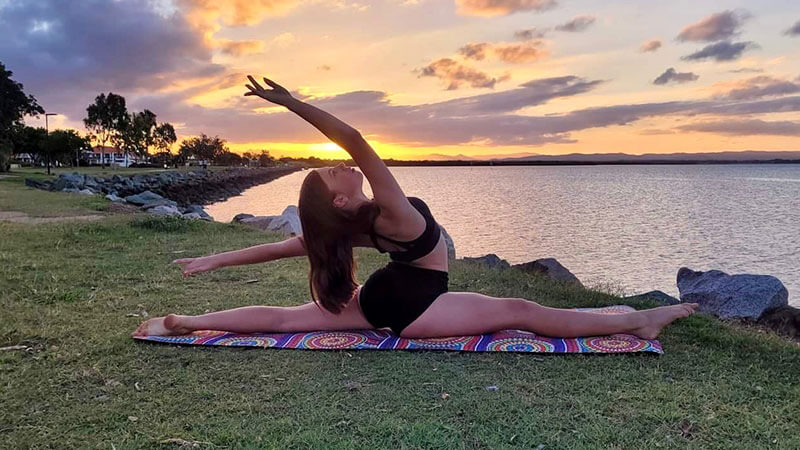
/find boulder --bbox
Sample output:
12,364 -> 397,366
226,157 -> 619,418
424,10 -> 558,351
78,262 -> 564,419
124,190 -> 177,208
756,306 -> 800,339
77,188 -> 95,196
439,225 -> 456,260
146,205 -> 182,216
677,267 -> 789,320
51,173 -> 84,191
235,206 -> 302,236
183,205 -> 213,220
460,254 -> 510,269
623,290 -> 680,306
25,178 -> 50,189
105,193 -> 125,203
512,258 -> 583,286
182,212 -> 203,220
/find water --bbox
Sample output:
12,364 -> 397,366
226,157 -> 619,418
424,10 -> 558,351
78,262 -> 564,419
206,164 -> 800,306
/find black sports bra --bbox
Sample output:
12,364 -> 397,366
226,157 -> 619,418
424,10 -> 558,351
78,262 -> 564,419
369,196 -> 442,262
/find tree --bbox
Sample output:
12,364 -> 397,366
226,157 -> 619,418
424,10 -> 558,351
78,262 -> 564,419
42,130 -> 90,174
119,109 -> 176,162
178,134 -> 228,165
214,151 -> 243,166
258,150 -> 275,167
12,126 -> 47,166
84,92 -> 128,168
1,61 -> 44,171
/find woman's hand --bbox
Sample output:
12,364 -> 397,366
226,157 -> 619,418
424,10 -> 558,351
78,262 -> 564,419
244,74 -> 294,106
172,256 -> 221,278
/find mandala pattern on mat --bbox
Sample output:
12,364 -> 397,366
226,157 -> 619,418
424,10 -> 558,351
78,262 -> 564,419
133,305 -> 663,354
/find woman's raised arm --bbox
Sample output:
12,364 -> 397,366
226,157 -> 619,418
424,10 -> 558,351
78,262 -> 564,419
244,75 -> 414,221
172,235 -> 307,277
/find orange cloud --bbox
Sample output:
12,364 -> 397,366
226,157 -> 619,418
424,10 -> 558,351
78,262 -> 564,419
455,0 -> 557,17
178,0 -> 301,27
459,40 -> 547,63
218,39 -> 265,56
414,58 -> 510,90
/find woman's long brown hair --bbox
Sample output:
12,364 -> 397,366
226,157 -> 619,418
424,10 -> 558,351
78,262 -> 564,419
298,170 -> 379,314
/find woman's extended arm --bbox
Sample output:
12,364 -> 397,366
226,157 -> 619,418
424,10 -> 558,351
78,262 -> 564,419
172,235 -> 307,277
244,75 -> 414,221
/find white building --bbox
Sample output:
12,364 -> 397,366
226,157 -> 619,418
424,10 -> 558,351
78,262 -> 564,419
88,145 -> 147,167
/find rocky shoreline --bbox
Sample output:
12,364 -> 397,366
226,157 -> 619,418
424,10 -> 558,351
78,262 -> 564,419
24,166 -> 303,220
26,166 -> 302,205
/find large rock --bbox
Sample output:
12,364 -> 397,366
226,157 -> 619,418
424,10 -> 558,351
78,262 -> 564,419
677,267 -> 788,320
232,213 -> 255,222
124,190 -> 177,208
623,290 -> 680,306
50,173 -> 84,191
460,254 -> 510,269
439,225 -> 456,260
146,205 -> 182,217
512,258 -> 583,286
236,205 -> 303,236
183,204 -> 213,220
756,306 -> 800,339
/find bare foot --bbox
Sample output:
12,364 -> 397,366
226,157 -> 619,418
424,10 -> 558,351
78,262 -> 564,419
630,303 -> 699,340
131,314 -> 193,337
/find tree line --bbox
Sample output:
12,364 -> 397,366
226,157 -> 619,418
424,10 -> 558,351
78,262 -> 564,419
0,60 -> 275,173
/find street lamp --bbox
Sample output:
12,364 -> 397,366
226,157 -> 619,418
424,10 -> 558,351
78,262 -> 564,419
44,112 -> 57,174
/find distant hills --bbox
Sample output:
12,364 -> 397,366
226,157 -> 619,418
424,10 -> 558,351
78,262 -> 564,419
412,150 -> 800,164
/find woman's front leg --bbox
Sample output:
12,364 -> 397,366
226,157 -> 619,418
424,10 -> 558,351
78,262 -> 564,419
133,287 -> 374,336
132,306 -> 286,337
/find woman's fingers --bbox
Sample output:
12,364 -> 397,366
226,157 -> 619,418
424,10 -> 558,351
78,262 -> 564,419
263,77 -> 278,88
247,75 -> 264,91
172,258 -> 192,265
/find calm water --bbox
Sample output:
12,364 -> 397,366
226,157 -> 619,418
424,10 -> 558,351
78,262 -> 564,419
206,164 -> 800,306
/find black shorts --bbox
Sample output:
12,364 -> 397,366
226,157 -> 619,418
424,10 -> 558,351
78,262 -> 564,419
358,261 -> 449,336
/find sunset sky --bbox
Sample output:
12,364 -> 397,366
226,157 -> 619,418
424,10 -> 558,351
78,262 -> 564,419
2,0 -> 800,160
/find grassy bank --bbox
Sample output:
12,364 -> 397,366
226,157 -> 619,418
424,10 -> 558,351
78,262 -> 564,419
1,175 -> 798,449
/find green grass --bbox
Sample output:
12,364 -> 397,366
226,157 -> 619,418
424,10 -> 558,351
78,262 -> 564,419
0,174 -> 109,217
1,188 -> 799,449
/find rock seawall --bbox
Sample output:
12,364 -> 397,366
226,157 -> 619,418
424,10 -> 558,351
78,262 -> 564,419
25,166 -> 303,206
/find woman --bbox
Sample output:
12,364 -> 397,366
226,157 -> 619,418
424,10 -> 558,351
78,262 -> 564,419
133,75 -> 698,340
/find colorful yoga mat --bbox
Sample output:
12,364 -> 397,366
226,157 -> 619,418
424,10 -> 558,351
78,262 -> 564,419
133,305 -> 662,354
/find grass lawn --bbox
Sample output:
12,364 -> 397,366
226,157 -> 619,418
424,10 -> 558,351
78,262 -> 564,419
1,177 -> 798,449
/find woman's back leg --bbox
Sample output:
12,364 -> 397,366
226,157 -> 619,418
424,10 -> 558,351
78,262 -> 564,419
400,292 -> 698,339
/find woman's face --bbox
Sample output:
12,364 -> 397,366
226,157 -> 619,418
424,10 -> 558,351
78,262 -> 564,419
316,162 -> 364,201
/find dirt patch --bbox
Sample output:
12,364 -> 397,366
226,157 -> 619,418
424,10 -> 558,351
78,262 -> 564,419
0,210 -> 104,224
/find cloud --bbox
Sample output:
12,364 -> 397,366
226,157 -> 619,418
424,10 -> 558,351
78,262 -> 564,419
729,67 -> 764,73
422,76 -> 604,115
414,58 -> 509,90
784,20 -> 800,36
681,41 -> 756,62
712,76 -> 800,100
454,0 -> 557,17
678,119 -> 800,136
639,39 -> 662,53
132,74 -> 800,147
514,27 -> 547,40
676,10 -> 751,42
458,42 -> 492,60
0,0 -> 223,121
653,68 -> 699,85
554,15 -> 595,32
178,0 -> 301,27
459,41 -> 548,63
218,39 -> 264,56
